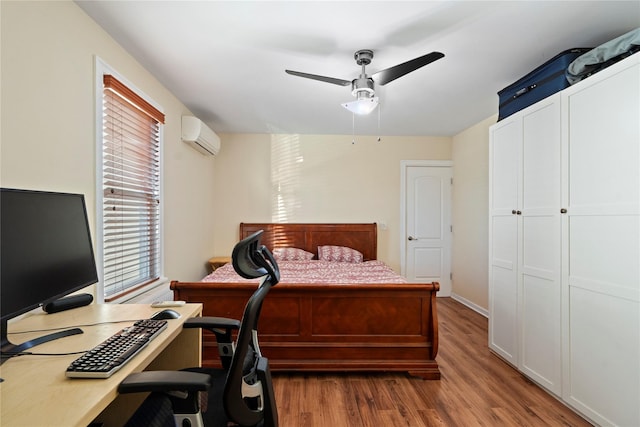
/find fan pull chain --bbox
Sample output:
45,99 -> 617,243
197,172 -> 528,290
377,103 -> 382,142
352,113 -> 356,144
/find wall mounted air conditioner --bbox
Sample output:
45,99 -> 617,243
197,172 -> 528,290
181,116 -> 221,156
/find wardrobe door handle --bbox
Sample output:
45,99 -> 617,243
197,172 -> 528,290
560,208 -> 567,214
512,210 -> 517,215
516,210 -> 522,215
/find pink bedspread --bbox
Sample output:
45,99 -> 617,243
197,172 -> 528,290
202,260 -> 407,284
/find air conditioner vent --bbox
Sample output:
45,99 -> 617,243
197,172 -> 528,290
181,116 -> 221,156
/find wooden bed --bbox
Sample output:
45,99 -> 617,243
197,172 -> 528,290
171,223 -> 440,379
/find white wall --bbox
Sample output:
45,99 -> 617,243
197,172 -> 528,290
213,133 -> 451,272
0,1 -> 218,298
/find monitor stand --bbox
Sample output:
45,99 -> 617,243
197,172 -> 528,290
0,319 -> 82,364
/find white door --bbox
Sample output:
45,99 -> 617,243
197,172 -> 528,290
488,95 -> 562,378
401,162 -> 452,296
488,118 -> 521,365
561,57 -> 639,427
519,97 -> 562,395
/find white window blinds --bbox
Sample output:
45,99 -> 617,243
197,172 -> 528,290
101,75 -> 164,300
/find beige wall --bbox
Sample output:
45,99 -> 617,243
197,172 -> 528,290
214,128 -> 496,312
2,1 -> 494,313
212,133 -> 451,272
1,1 -> 217,294
451,115 -> 496,311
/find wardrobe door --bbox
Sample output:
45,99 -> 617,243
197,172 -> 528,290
562,56 -> 639,427
488,117 -> 521,365
519,96 -> 562,395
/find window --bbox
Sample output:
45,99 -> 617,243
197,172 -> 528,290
99,71 -> 165,301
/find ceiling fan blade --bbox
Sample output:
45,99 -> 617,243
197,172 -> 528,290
285,70 -> 351,86
373,51 -> 444,85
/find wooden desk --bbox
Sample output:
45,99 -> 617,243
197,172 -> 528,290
0,303 -> 202,427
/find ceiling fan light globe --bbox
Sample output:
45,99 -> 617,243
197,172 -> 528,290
351,87 -> 375,97
351,77 -> 375,96
341,97 -> 379,115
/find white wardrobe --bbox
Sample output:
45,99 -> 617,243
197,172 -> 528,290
489,53 -> 639,426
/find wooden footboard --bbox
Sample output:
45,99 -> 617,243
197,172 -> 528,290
171,280 -> 440,380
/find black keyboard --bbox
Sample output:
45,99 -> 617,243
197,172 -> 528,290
66,319 -> 168,379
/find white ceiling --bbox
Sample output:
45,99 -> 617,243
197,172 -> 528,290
76,1 -> 639,137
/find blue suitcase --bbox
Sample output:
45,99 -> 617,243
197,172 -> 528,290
497,48 -> 592,121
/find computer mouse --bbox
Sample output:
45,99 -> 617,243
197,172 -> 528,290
150,309 -> 181,320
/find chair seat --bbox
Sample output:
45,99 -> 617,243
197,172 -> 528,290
124,393 -> 174,427
183,368 -> 229,427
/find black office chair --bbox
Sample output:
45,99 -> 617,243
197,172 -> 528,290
118,230 -> 280,427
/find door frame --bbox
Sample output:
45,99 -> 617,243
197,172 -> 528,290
400,160 -> 453,281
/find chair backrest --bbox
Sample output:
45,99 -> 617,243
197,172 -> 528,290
224,230 -> 280,426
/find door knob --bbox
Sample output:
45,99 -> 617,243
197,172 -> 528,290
408,236 -> 417,241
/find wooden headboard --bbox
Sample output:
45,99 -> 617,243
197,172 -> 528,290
239,223 -> 378,261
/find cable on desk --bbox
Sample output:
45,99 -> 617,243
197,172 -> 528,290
7,318 -> 146,335
2,350 -> 88,358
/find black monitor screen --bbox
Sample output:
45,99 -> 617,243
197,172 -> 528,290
1,188 -> 99,323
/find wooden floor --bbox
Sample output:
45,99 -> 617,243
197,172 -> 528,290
271,297 -> 593,427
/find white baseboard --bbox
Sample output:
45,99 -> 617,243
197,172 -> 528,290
450,292 -> 488,318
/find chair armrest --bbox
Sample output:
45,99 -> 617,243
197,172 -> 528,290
118,370 -> 211,394
184,316 -> 240,331
184,317 -> 241,370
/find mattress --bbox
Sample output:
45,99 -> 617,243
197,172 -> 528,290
202,260 -> 407,284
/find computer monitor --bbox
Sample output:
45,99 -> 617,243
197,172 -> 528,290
1,188 -> 99,357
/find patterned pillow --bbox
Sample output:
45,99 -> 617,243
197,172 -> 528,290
272,247 -> 315,261
317,245 -> 364,263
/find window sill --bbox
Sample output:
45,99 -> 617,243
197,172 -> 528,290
106,277 -> 171,304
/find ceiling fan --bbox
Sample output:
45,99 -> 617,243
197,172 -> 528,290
285,49 -> 444,115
